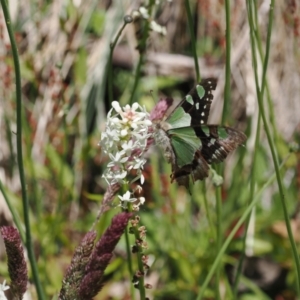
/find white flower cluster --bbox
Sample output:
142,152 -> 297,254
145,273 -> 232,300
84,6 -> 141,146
132,6 -> 167,36
100,101 -> 152,208
0,281 -> 9,300
150,20 -> 167,35
118,189 -> 146,211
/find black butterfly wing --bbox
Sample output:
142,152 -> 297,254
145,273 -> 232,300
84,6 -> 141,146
178,78 -> 217,126
194,125 -> 247,164
171,125 -> 246,190
162,78 -> 246,191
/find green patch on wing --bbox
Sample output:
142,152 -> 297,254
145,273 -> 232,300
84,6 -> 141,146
167,107 -> 191,129
201,126 -> 210,136
186,95 -> 194,105
198,126 -> 229,140
168,127 -> 201,167
196,85 -> 205,98
217,127 -> 229,139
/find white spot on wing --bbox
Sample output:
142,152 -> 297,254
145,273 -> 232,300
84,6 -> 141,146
215,148 -> 225,156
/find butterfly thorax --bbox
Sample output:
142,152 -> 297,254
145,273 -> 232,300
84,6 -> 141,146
153,121 -> 174,164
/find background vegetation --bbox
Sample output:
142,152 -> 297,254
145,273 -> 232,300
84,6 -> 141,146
0,0 -> 300,299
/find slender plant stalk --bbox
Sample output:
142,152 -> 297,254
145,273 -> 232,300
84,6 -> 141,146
222,0 -> 232,124
196,157 -> 289,300
233,0 -> 271,292
212,0 -> 232,296
108,18 -> 132,104
4,116 -> 15,177
125,202 -> 136,300
131,223 -> 146,300
201,183 -> 215,238
124,222 -> 135,300
121,186 -> 136,300
215,186 -> 222,300
129,0 -> 155,105
56,116 -> 68,214
0,180 -> 25,242
129,55 -> 143,105
233,114 -> 261,296
184,0 -> 200,81
22,109 -> 41,218
125,196 -> 145,299
0,1 -> 45,299
247,0 -> 300,294
252,0 -> 278,144
232,6 -> 261,294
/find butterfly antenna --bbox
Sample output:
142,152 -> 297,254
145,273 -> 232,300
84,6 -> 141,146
149,89 -> 156,105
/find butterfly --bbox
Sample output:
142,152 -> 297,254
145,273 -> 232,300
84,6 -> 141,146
151,78 -> 246,192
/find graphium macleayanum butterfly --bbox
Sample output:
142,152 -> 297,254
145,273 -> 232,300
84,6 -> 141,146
151,78 -> 246,191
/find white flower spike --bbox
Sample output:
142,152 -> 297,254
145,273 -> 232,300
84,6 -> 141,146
100,101 -> 152,186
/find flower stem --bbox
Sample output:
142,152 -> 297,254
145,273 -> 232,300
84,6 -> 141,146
108,17 -> 132,104
222,0 -> 231,124
184,0 -> 200,81
0,1 -> 45,299
129,0 -> 155,105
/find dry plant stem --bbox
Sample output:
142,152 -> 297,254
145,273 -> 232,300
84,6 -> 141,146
184,0 -> 200,81
247,0 -> 300,294
0,1 -> 45,299
196,157 -> 289,300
